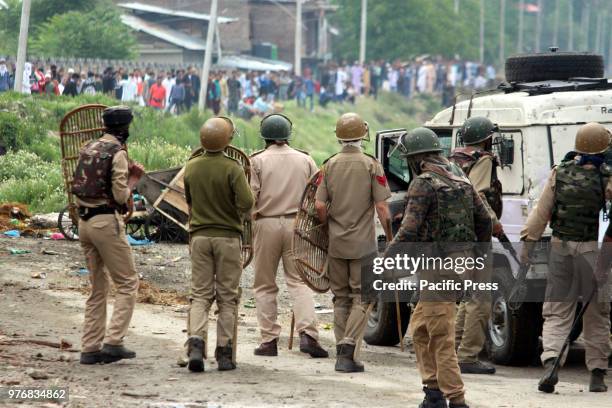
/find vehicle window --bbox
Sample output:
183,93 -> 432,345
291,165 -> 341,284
429,128 -> 452,157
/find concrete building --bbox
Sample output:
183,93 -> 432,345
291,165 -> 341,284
117,0 -> 336,70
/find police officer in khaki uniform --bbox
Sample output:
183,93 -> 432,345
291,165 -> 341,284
73,106 -> 145,365
250,114 -> 328,358
521,122 -> 611,393
450,117 -> 503,375
183,117 -> 254,372
315,113 -> 393,373
386,128 -> 492,408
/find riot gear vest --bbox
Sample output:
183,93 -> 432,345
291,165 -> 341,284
71,138 -> 124,205
419,171 -> 478,247
551,160 -> 606,241
450,147 -> 503,219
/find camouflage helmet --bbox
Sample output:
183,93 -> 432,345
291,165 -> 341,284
398,127 -> 442,157
574,122 -> 610,154
200,117 -> 236,152
103,106 -> 133,128
459,116 -> 498,145
260,113 -> 292,140
335,112 -> 369,141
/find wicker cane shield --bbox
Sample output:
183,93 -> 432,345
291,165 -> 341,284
59,104 -> 109,224
153,145 -> 253,268
292,171 -> 330,293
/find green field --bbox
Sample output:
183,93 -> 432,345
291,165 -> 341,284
0,92 -> 441,213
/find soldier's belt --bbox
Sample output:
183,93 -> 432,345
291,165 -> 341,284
256,213 -> 297,219
78,206 -> 116,221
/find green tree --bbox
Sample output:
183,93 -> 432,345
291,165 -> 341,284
30,5 -> 137,59
30,0 -> 98,26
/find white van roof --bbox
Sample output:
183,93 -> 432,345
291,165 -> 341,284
427,87 -> 612,128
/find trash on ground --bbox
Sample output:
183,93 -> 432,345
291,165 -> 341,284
128,235 -> 152,246
50,232 -> 65,240
75,268 -> 89,276
3,230 -> 20,238
30,213 -> 60,229
315,308 -> 334,314
31,272 -> 47,279
42,249 -> 60,255
322,323 -> 333,330
243,297 -> 256,308
26,368 -> 49,380
8,248 -> 30,255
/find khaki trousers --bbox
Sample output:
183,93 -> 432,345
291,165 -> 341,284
189,232 -> 242,348
410,302 -> 465,404
541,245 -> 611,370
455,299 -> 491,363
328,257 -> 367,346
253,217 -> 318,342
79,214 -> 139,353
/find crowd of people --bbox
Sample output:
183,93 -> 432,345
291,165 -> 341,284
0,56 -> 498,117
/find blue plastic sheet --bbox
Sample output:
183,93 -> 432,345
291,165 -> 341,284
128,235 -> 152,246
3,230 -> 20,238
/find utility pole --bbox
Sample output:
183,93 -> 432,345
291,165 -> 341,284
479,0 -> 485,63
294,0 -> 302,76
454,0 -> 460,14
535,0 -> 543,52
517,0 -> 524,53
215,23 -> 222,61
499,0 -> 506,67
198,0 -> 218,111
568,0 -> 574,50
14,0 -> 31,93
359,0 -> 367,63
553,0 -> 560,46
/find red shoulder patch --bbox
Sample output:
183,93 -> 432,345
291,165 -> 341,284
315,172 -> 324,186
376,175 -> 387,186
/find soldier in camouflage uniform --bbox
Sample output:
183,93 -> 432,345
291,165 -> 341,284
385,128 -> 492,408
450,117 -> 502,375
521,122 -> 611,393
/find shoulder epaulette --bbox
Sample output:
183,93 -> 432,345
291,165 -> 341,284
363,152 -> 379,162
322,153 -> 339,164
249,149 -> 265,158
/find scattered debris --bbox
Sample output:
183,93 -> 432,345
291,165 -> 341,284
3,230 -> 20,238
30,213 -> 60,229
50,232 -> 65,240
0,337 -> 73,350
315,308 -> 334,314
322,323 -> 333,330
31,272 -> 47,279
27,368 -> 49,380
8,248 -> 30,255
121,391 -> 160,398
42,249 -> 60,256
128,236 -> 152,246
243,298 -> 256,309
138,280 -> 188,306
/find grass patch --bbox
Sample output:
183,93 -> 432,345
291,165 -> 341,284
0,92 -> 442,213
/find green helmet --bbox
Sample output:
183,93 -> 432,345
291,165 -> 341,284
398,127 -> 442,157
260,113 -> 292,140
459,117 -> 498,145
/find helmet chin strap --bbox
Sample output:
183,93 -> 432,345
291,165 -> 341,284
407,158 -> 422,176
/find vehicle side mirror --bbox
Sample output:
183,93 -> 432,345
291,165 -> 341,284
495,134 -> 514,167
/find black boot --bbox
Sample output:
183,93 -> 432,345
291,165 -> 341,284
418,387 -> 447,408
459,360 -> 496,375
449,403 -> 469,408
538,358 -> 559,393
215,343 -> 236,371
299,332 -> 329,358
80,351 -> 103,365
100,344 -> 136,364
334,344 -> 364,373
187,336 -> 205,373
254,338 -> 278,356
589,368 -> 608,392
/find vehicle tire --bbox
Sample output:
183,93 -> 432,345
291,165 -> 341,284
486,267 -> 542,365
144,210 -> 188,243
364,296 -> 411,346
505,52 -> 604,83
57,206 -> 79,241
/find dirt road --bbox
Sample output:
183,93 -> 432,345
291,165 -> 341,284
0,237 -> 609,408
